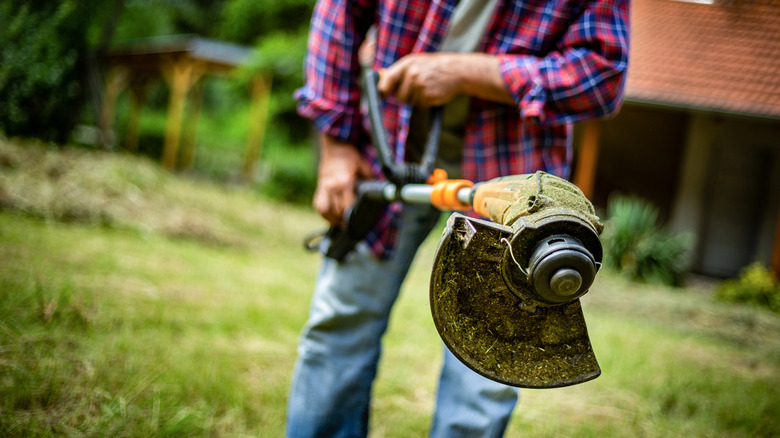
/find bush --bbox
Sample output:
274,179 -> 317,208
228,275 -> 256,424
0,1 -> 92,142
601,195 -> 692,286
716,263 -> 780,313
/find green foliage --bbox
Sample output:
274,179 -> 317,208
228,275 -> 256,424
1,0 -> 315,149
716,263 -> 780,313
244,31 -> 308,85
259,150 -> 317,205
113,0 -> 226,41
217,0 -> 313,45
601,195 -> 692,286
234,31 -> 310,141
0,1 -> 92,142
110,0 -> 315,192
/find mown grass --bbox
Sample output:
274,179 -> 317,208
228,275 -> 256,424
1,138 -> 778,437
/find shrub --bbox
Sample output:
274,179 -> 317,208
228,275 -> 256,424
601,195 -> 692,286
0,1 -> 91,142
716,263 -> 780,313
259,159 -> 316,205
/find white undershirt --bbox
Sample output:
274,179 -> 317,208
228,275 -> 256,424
440,0 -> 500,53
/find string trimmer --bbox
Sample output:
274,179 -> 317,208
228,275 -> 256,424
311,69 -> 605,388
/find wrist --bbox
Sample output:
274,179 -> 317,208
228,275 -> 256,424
319,133 -> 358,158
455,53 -> 514,104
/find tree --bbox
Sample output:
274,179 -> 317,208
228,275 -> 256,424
0,2 -> 95,142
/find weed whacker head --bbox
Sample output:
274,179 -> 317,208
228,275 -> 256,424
430,173 -> 604,388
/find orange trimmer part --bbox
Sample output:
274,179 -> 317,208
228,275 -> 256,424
426,168 -> 449,185
431,179 -> 474,211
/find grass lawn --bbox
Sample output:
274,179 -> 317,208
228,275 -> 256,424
1,139 -> 778,437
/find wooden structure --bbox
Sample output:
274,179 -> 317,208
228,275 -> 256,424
99,35 -> 270,182
572,120 -> 601,201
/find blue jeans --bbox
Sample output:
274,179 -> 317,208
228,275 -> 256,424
286,204 -> 518,437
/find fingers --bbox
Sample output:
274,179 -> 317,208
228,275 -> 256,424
395,71 -> 421,105
312,187 -> 337,225
313,175 -> 357,226
377,53 -> 460,107
377,63 -> 403,99
379,56 -> 419,104
357,155 -> 374,180
312,170 -> 356,226
313,134 -> 369,226
312,188 -> 331,225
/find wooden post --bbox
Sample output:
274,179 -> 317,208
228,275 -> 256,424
573,120 -> 602,200
242,74 -> 272,183
179,78 -> 204,170
771,207 -> 780,277
99,66 -> 127,151
124,76 -> 149,154
161,59 -> 193,170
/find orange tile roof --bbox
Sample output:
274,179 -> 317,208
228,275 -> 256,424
627,0 -> 780,119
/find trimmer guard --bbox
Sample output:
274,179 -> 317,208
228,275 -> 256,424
430,213 -> 601,388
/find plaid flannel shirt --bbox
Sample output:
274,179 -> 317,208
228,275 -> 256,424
296,0 -> 630,259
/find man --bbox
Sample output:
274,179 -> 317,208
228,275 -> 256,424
288,0 -> 629,436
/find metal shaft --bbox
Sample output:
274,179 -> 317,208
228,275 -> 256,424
382,183 -> 473,208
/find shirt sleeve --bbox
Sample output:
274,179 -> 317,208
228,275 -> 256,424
497,0 -> 630,124
294,0 -> 376,144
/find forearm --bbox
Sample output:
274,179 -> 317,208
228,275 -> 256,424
378,52 -> 515,107
452,53 -> 516,105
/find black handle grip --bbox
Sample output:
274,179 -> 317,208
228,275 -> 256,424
362,68 -> 443,186
323,180 -> 390,261
362,69 -> 396,179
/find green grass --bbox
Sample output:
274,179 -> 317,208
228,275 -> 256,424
0,214 -> 310,436
1,138 -> 778,437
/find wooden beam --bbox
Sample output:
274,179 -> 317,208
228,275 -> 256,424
160,59 -> 192,170
771,206 -> 780,277
124,75 -> 149,154
98,66 -> 127,151
179,78 -> 204,170
242,75 -> 272,183
573,119 -> 602,200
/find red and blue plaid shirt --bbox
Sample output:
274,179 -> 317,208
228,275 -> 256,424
296,0 -> 630,259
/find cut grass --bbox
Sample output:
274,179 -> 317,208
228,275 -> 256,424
0,215 -> 305,436
0,138 -> 778,437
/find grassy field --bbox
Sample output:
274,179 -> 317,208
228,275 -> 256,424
1,138 -> 778,437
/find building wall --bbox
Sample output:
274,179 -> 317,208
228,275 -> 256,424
574,103 -> 687,219
671,114 -> 780,277
576,104 -> 780,278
